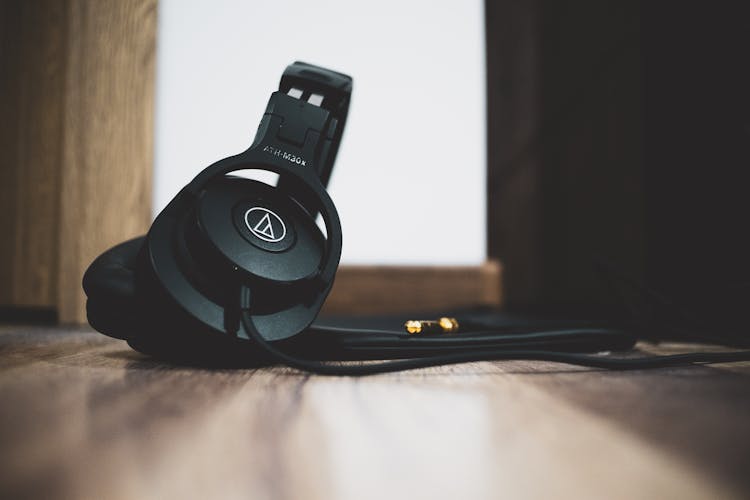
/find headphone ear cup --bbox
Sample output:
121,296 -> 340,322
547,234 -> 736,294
82,237 -> 147,340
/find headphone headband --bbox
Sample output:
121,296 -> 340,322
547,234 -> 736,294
185,61 -> 351,197
279,61 -> 352,187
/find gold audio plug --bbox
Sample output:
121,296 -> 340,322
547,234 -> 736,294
404,320 -> 441,334
404,320 -> 422,334
404,317 -> 460,334
438,317 -> 459,333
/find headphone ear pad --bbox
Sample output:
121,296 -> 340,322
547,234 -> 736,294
82,237 -> 146,339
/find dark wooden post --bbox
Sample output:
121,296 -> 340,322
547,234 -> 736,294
0,0 -> 157,322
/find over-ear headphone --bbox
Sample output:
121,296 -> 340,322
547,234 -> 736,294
84,61 -> 350,360
84,62 -> 750,374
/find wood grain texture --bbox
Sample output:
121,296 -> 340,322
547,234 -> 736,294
57,0 -> 156,322
0,0 -> 155,322
0,0 -> 67,307
322,261 -> 502,315
0,324 -> 748,499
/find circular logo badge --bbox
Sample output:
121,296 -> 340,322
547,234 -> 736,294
244,207 -> 287,243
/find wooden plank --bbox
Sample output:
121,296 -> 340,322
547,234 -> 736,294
322,260 -> 502,315
485,0 -> 544,307
0,1 -> 67,307
0,325 -> 748,499
486,0 -> 644,309
57,0 -> 156,322
536,1 -> 644,308
0,0 -> 155,323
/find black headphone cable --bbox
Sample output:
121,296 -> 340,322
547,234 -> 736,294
239,286 -> 750,376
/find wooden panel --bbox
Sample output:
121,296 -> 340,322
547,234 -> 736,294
537,0 -> 644,308
486,0 -> 644,309
0,1 -> 68,307
56,0 -> 156,322
0,0 -> 156,323
1,325 -> 748,499
322,261 -> 502,315
485,0 -> 543,306
641,2 -> 750,310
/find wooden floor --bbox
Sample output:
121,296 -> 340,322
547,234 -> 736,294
1,325 -> 748,500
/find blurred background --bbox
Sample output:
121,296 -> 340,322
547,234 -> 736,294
1,0 -> 749,331
155,0 -> 486,266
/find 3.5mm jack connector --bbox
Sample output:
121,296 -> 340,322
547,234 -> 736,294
404,317 -> 460,334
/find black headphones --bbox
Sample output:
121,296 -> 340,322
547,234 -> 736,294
84,62 -> 750,374
84,62 -> 351,361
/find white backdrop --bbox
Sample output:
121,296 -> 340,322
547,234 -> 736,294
155,0 -> 485,265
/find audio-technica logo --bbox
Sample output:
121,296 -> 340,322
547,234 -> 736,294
244,207 -> 287,243
263,145 -> 307,166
